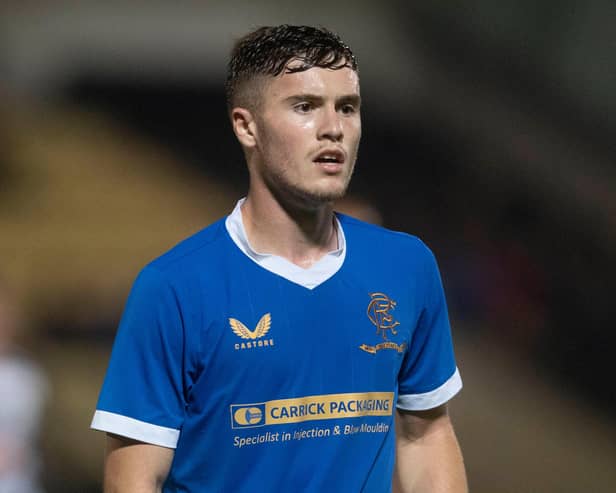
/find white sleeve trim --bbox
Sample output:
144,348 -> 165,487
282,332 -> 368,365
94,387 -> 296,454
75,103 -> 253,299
91,410 -> 180,449
397,367 -> 463,411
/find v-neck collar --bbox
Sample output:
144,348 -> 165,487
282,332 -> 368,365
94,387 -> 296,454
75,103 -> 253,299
224,198 -> 346,290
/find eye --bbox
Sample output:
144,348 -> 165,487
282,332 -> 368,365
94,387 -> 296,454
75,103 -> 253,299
340,104 -> 357,115
294,102 -> 313,113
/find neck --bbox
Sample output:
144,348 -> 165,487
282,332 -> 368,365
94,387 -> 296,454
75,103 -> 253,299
240,191 -> 338,269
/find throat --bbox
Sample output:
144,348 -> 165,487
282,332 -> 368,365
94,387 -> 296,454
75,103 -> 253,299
283,225 -> 339,269
240,197 -> 340,268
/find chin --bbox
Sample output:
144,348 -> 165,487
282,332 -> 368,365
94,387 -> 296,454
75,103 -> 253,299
270,173 -> 352,208
293,185 -> 349,207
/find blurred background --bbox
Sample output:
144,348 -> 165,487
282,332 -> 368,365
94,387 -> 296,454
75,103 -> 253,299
1,1 -> 615,492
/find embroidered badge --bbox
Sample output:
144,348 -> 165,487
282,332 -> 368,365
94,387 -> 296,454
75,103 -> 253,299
359,293 -> 406,354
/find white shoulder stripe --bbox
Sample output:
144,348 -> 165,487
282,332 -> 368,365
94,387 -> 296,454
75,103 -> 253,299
91,410 -> 180,449
397,368 -> 462,411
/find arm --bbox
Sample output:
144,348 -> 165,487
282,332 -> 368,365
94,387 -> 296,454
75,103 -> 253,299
104,434 -> 174,493
393,404 -> 467,493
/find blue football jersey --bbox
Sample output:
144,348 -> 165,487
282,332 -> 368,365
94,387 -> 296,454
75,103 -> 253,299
92,200 -> 462,492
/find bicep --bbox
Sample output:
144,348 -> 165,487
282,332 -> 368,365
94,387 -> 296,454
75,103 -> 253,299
394,405 -> 467,492
104,434 -> 174,493
395,404 -> 452,443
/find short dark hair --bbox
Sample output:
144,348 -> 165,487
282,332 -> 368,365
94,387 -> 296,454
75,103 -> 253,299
225,24 -> 358,110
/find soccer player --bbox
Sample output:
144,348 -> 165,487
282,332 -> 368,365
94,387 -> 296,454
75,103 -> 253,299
92,25 -> 467,492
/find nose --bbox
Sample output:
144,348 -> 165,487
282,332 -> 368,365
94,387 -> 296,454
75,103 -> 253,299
317,106 -> 343,142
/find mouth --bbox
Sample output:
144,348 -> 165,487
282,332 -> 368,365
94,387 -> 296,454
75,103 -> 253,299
313,148 -> 346,169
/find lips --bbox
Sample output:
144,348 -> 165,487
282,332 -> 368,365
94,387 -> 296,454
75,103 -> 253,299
313,148 -> 346,164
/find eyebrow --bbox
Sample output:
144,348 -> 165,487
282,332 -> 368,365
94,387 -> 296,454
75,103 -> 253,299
284,93 -> 362,106
338,94 -> 362,107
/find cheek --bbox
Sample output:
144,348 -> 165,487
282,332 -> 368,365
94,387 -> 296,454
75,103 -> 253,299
346,123 -> 362,152
270,125 -> 312,153
261,130 -> 299,169
348,118 -> 362,137
269,132 -> 294,157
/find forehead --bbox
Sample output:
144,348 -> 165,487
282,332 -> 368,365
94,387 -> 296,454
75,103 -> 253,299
262,66 -> 360,100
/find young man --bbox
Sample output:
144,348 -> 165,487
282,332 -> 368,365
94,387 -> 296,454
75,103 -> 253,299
92,25 -> 467,492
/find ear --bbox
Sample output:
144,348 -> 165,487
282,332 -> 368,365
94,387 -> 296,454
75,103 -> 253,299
231,107 -> 258,149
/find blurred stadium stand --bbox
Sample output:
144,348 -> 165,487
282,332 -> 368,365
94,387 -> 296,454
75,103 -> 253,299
1,2 -> 615,491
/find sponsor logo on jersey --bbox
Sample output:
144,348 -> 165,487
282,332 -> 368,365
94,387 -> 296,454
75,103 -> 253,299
231,404 -> 266,428
229,313 -> 275,350
230,392 -> 394,429
359,292 -> 407,354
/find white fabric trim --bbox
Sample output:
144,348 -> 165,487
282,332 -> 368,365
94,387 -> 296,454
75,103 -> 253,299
397,368 -> 463,411
225,198 -> 346,290
91,410 -> 180,449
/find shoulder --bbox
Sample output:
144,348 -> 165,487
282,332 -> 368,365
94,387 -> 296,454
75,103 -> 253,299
143,217 -> 230,275
123,217 -> 231,294
336,212 -> 435,263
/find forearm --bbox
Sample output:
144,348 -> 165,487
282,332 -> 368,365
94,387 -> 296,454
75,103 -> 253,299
393,409 -> 467,493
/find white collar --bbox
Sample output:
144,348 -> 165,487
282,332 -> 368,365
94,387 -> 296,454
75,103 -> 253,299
224,198 -> 346,290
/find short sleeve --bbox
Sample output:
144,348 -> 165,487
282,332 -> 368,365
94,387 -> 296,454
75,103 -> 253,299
91,266 -> 186,448
397,246 -> 462,411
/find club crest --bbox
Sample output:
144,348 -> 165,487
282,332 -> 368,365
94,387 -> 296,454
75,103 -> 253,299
360,293 -> 406,354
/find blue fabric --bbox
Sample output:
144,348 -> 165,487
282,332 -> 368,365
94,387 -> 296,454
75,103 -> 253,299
95,213 -> 460,492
